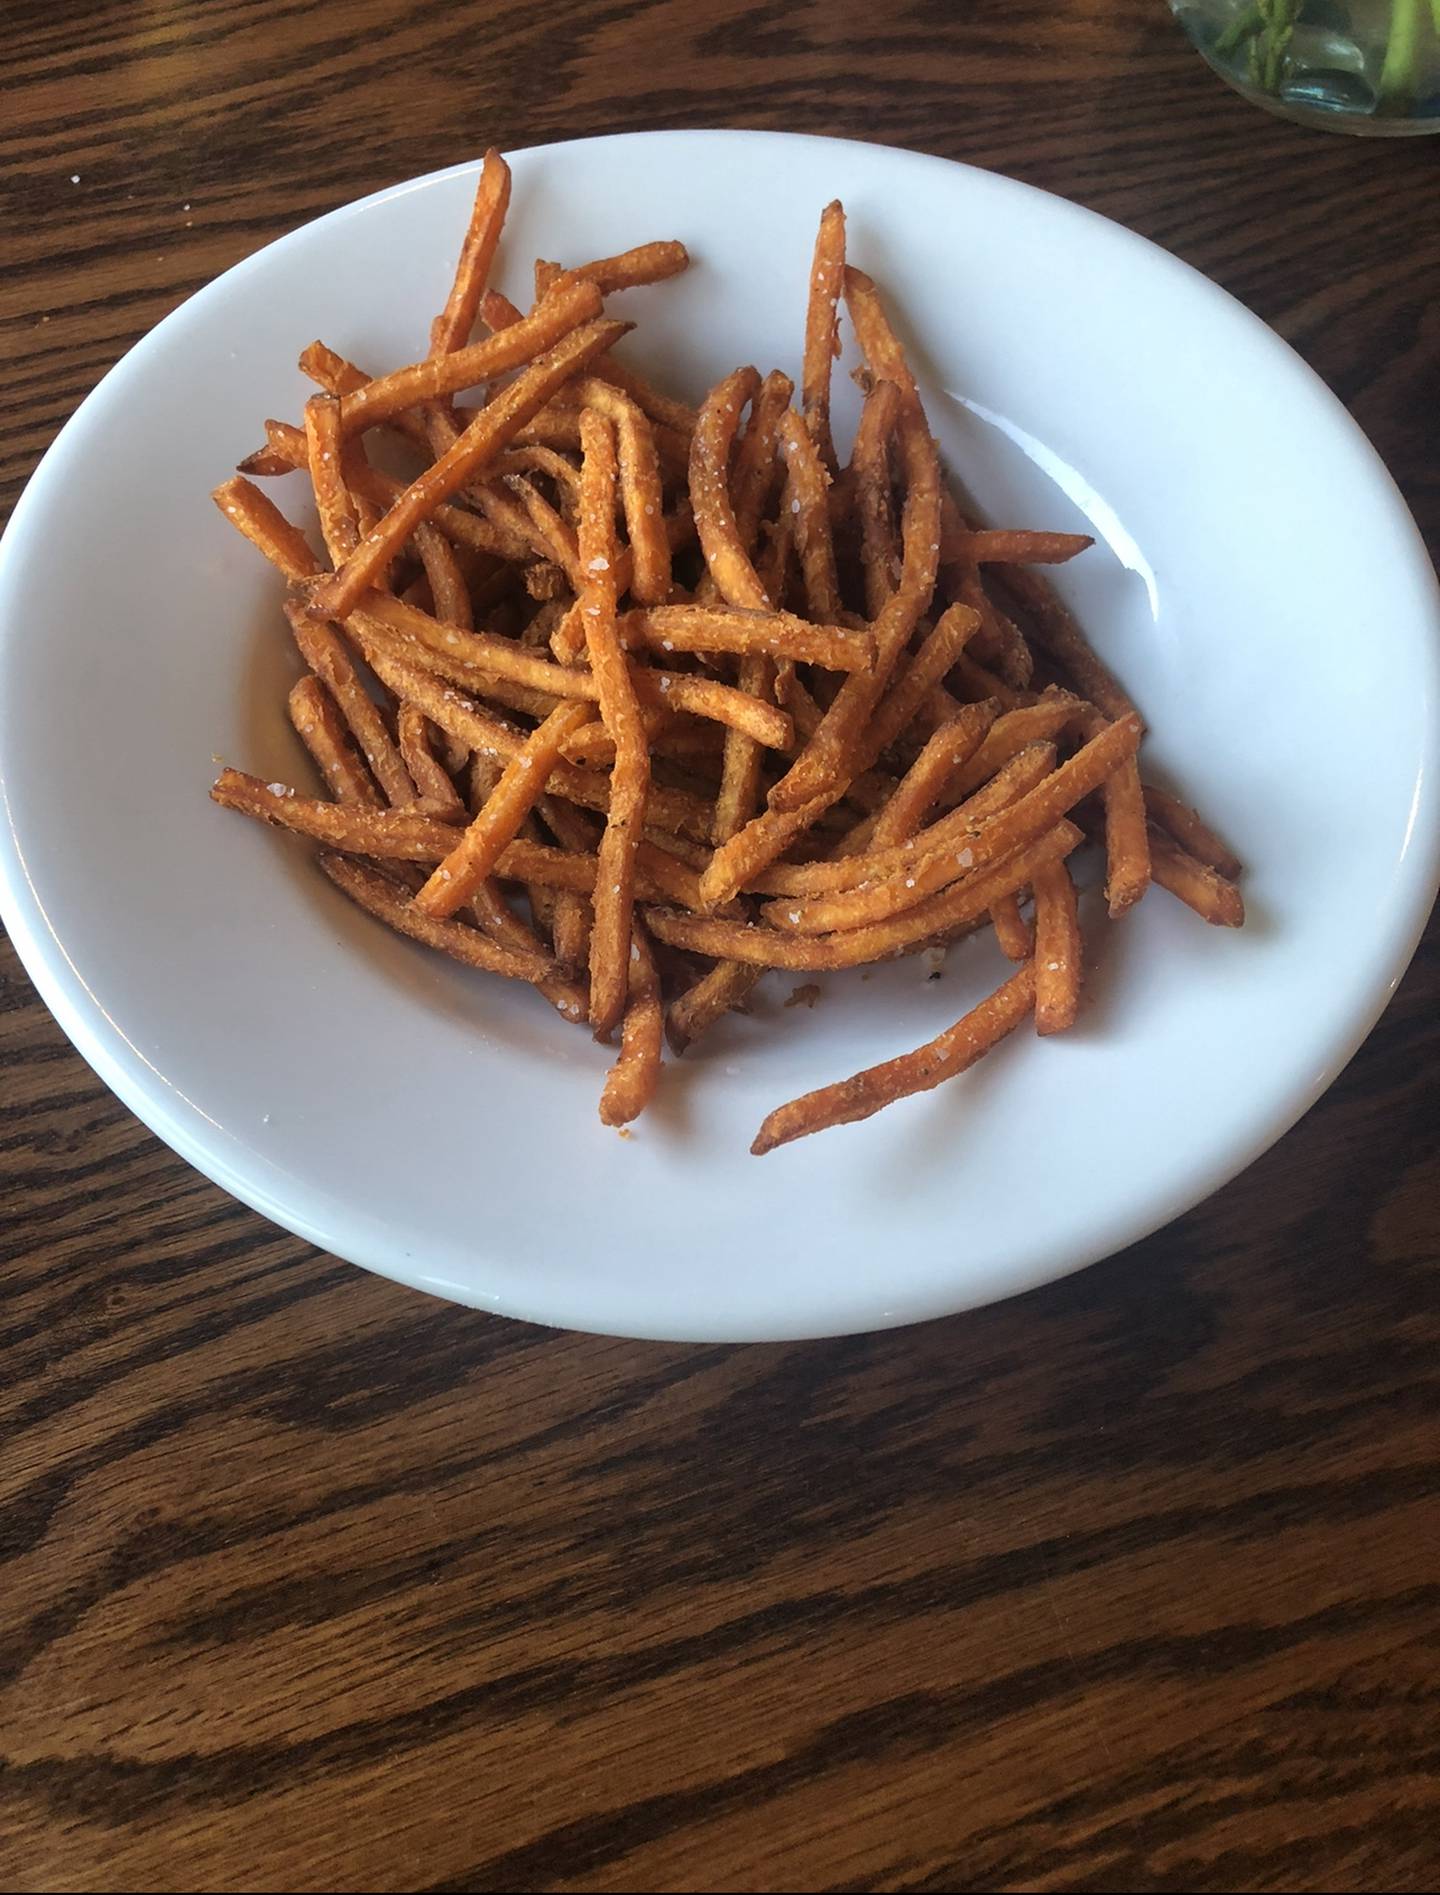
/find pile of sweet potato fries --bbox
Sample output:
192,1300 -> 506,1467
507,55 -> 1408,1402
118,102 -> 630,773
212,151 -> 1243,1151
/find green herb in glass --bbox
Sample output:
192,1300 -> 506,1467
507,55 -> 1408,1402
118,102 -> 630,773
1213,0 -> 1439,113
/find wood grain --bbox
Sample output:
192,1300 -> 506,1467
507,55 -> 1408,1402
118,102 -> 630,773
2,3 -> 1437,1890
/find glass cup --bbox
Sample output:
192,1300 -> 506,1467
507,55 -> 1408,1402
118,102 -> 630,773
1170,0 -> 1440,132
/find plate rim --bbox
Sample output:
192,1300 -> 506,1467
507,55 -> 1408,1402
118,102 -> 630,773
2,127 -> 1437,1342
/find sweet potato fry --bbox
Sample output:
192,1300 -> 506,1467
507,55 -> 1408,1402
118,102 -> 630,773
551,239 -> 689,298
504,475 -> 583,586
547,889 -> 591,976
632,670 -> 791,749
284,602 -> 417,808
526,870 -> 559,944
287,675 -> 381,809
778,408 -> 841,624
698,793 -> 841,908
689,366 -> 768,608
732,370 -> 795,551
460,479 -> 563,571
524,560 -> 569,603
802,200 -> 845,473
1101,755 -> 1151,917
469,751 -> 501,814
576,407 -> 651,1039
481,288 -> 525,331
317,851 -> 555,984
765,406 -> 941,812
599,924 -> 664,1126
1148,825 -> 1245,926
949,556 -> 1034,690
214,770 -> 700,909
710,499 -> 796,844
350,591 -> 789,746
849,378 -> 903,617
212,476 -> 322,582
710,656 -> 770,847
538,793 -> 600,853
495,443 -> 584,499
430,148 -> 512,356
575,378 -> 670,604
295,340 -> 367,396
589,357 -> 698,440
296,341 -> 432,450
242,422 -> 532,561
990,893 -> 1035,962
234,438 -> 298,479
546,597 -> 588,668
762,714 -> 1138,935
992,562 -> 1135,724
866,602 -> 982,763
508,403 -> 585,451
362,647 -> 713,840
219,777 -> 703,918
949,649 -> 1028,714
1032,860 -> 1081,1033
339,281 -> 604,435
411,520 -> 473,630
654,821 -> 1083,970
665,959 -> 763,1055
627,603 -> 874,672
943,693 -> 1081,802
303,393 -> 360,564
787,743 -> 1057,894
565,717 -> 731,773
865,698 -> 998,851
940,527 -> 1094,566
414,699 -> 594,918
381,654 -> 558,726
213,769 -> 459,856
842,266 -> 919,400
751,960 -> 1037,1153
440,729 -> 472,777
397,704 -> 467,819
692,377 -> 802,1002
1075,707 -> 1150,916
466,880 -> 588,1024
1143,784 -> 1242,881
309,317 -> 629,618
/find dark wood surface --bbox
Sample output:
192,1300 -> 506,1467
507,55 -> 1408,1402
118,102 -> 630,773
3,4 -> 1437,1890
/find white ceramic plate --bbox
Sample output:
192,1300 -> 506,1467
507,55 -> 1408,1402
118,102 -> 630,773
1,132 -> 1436,1341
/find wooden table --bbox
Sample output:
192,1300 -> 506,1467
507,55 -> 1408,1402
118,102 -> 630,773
3,4 -> 1437,1890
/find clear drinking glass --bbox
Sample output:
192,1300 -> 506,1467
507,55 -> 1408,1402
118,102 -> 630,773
1170,0 -> 1440,131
